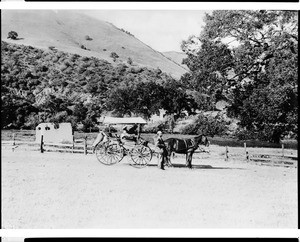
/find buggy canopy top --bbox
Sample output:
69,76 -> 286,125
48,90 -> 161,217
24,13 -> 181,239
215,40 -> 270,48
102,116 -> 147,125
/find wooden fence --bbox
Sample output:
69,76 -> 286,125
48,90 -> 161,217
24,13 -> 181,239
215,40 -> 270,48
2,134 -> 93,155
2,133 -> 297,168
224,143 -> 297,168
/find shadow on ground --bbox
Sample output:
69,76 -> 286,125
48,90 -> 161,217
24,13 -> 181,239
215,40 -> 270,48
145,163 -> 246,170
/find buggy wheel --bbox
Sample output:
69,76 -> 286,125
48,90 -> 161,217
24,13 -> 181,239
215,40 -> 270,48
130,145 -> 152,168
95,143 -> 124,165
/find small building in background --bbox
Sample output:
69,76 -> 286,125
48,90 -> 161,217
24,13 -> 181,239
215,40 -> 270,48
149,109 -> 166,123
35,123 -> 73,144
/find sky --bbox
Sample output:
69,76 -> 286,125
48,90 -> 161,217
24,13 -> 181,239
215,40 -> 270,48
82,10 -> 210,52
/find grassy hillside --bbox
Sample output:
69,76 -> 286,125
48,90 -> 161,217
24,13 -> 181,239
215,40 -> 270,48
1,41 -> 180,130
163,51 -> 189,70
1,10 -> 187,79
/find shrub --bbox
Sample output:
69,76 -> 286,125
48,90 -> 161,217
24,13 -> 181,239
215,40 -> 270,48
52,56 -> 59,62
165,114 -> 176,133
129,67 -> 143,74
235,128 -> 259,141
143,121 -> 168,133
7,31 -> 18,40
81,56 -> 90,62
180,112 -> 228,137
64,67 -> 73,75
155,68 -> 162,75
80,44 -> 90,50
70,54 -> 80,62
85,35 -> 93,41
60,64 -> 68,72
110,52 -> 119,62
180,123 -> 196,135
23,112 -> 40,129
127,57 -> 133,65
234,124 -> 292,142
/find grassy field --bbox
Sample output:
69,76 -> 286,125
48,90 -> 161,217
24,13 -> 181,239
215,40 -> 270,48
1,129 -> 297,149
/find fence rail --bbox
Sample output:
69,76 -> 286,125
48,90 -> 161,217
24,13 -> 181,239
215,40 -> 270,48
224,143 -> 297,168
2,133 -> 297,168
2,134 -> 94,155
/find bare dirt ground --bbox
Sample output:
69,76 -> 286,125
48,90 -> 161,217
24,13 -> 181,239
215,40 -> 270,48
1,144 -> 297,229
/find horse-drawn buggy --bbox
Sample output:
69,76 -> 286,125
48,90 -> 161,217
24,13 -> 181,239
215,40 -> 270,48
94,117 -> 153,168
93,116 -> 210,169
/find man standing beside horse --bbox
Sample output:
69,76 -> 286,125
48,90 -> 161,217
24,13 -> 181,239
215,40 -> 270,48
155,131 -> 168,170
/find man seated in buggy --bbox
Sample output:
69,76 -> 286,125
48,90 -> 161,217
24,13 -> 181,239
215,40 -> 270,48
92,125 -> 118,152
92,126 -> 109,153
120,124 -> 139,143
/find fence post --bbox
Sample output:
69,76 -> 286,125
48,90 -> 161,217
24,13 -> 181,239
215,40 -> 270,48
40,135 -> 44,153
244,142 -> 249,161
225,146 -> 229,161
72,135 -> 75,153
13,133 -> 15,146
11,133 -> 16,152
282,144 -> 284,157
84,136 -> 87,155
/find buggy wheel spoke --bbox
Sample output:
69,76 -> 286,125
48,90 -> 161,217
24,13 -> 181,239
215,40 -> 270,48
96,143 -> 124,165
130,145 -> 152,167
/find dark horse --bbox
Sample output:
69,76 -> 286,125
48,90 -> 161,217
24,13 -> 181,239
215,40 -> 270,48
164,135 -> 209,168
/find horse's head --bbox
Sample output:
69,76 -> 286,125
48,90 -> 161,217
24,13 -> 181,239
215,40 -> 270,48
194,135 -> 209,147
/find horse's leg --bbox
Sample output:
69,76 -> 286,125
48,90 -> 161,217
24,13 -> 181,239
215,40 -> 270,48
186,153 -> 190,167
164,144 -> 171,167
166,142 -> 174,167
186,151 -> 193,169
165,151 -> 171,167
167,151 -> 174,167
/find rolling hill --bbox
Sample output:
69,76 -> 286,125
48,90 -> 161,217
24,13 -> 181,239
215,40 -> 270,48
162,51 -> 189,70
1,10 -> 187,79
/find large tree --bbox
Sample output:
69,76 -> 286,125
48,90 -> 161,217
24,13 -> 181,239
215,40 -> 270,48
181,10 -> 298,142
106,80 -> 197,119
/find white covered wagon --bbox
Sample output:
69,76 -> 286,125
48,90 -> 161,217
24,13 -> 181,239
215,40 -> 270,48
35,122 -> 73,144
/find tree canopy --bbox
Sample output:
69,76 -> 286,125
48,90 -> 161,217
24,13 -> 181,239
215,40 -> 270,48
181,10 -> 298,142
1,41 -> 195,131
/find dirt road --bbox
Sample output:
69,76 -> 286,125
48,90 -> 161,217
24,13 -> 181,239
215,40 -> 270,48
1,146 -> 297,228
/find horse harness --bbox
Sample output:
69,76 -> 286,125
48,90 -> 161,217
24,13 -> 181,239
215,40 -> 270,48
176,138 -> 197,152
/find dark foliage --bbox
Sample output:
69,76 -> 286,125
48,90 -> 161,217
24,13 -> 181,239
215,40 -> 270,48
180,113 -> 228,137
1,41 -> 194,130
110,52 -> 119,62
7,31 -> 18,40
181,10 -> 298,142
